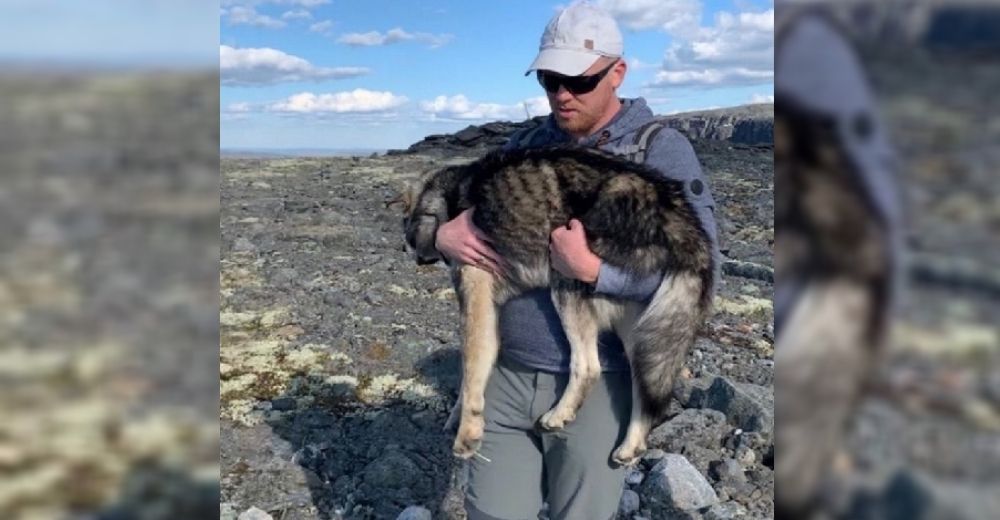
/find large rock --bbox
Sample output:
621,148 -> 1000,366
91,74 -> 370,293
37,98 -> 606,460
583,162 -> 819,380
238,507 -> 274,520
640,454 -> 719,516
704,501 -> 749,520
390,103 -> 774,157
731,119 -> 773,145
393,118 -> 545,156
692,376 -> 774,437
618,489 -> 641,517
660,104 -> 774,145
221,503 -> 238,520
848,469 -> 1000,520
648,408 -> 729,452
396,505 -> 433,520
362,451 -> 423,489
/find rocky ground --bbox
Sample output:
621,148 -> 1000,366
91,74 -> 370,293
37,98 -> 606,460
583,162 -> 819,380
811,46 -> 1000,518
219,120 -> 776,518
0,72 -> 219,518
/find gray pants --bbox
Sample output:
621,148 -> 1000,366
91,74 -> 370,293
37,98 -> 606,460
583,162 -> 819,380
464,356 -> 631,520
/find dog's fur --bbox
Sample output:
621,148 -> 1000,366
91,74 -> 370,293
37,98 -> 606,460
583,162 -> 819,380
401,146 -> 714,466
774,97 -> 893,517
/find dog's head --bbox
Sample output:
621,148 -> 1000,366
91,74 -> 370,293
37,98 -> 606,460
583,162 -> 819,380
388,169 -> 446,265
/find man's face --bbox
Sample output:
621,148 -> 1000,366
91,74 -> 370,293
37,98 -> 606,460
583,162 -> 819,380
543,57 -> 625,138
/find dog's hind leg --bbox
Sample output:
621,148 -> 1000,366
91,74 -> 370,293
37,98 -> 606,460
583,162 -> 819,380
605,304 -> 646,467
539,284 -> 601,431
613,371 -> 653,467
612,273 -> 703,466
453,265 -> 500,459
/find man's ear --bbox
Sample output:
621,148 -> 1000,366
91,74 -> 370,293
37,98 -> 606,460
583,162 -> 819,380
611,58 -> 627,89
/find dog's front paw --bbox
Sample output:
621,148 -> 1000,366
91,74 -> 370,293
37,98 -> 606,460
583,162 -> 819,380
538,408 -> 575,431
452,418 -> 484,459
611,440 -> 646,467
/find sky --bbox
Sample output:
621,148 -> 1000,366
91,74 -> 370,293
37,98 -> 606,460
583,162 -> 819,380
0,0 -> 772,151
0,1 -> 218,67
221,0 -> 774,151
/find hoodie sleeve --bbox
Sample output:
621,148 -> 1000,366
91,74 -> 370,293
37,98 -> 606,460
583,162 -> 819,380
593,128 -> 721,301
593,262 -> 664,301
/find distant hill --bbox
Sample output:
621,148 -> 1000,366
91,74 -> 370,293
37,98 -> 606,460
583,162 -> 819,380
658,103 -> 774,145
221,148 -> 385,159
799,0 -> 1000,52
390,102 -> 774,157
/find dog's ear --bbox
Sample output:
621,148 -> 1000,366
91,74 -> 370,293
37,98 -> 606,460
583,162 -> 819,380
385,195 -> 404,210
402,183 -> 417,215
386,180 -> 419,213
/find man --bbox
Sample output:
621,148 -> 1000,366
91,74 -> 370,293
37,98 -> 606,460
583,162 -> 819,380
435,2 -> 720,518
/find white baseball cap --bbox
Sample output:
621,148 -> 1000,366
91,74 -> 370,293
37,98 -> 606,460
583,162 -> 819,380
525,1 -> 624,77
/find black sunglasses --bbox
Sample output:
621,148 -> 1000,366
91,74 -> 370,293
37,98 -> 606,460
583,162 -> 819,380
536,60 -> 618,95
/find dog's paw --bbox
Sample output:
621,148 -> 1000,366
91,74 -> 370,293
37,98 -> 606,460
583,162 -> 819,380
611,442 -> 646,467
538,408 -> 575,431
452,420 -> 484,459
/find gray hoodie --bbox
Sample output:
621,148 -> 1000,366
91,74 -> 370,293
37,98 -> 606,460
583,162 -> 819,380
497,97 -> 720,373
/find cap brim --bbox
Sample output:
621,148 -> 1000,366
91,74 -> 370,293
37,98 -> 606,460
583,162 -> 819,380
524,48 -> 600,76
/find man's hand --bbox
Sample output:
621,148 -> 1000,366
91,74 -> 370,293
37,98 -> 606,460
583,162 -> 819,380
435,208 -> 505,275
550,219 -> 601,284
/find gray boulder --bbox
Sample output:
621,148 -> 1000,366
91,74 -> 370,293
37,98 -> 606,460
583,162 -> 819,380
238,506 -> 274,520
362,451 -> 423,489
233,237 -> 257,252
704,502 -> 749,520
396,505 -> 433,520
618,489 -> 641,517
692,377 -> 773,437
640,454 -> 719,515
648,408 -> 729,452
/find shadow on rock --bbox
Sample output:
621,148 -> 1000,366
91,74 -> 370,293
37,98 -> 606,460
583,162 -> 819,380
266,358 -> 465,519
96,461 -> 220,520
414,347 -> 463,406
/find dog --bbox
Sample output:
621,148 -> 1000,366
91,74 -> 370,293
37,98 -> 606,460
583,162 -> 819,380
398,146 -> 714,466
774,96 -> 894,516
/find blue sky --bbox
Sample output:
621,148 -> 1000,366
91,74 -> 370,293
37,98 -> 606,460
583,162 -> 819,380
0,1 -> 217,67
222,0 -> 774,150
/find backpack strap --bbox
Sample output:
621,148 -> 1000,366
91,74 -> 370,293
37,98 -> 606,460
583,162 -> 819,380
516,125 -> 544,149
630,120 -> 666,164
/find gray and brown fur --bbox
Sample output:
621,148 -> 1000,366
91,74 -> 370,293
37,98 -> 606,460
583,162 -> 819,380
774,96 -> 893,518
402,146 -> 714,466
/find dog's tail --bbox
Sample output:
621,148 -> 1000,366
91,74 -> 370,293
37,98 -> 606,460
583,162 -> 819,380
630,271 -> 709,424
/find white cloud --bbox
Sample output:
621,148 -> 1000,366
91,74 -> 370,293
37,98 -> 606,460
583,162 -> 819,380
627,57 -> 659,70
220,45 -> 370,86
421,95 -> 551,121
223,0 -> 329,6
224,5 -> 287,29
663,104 -> 721,115
597,0 -> 702,38
266,90 -> 409,113
749,93 -> 774,104
651,68 -> 772,87
272,0 -> 329,6
338,27 -> 454,48
652,8 -> 774,88
665,10 -> 773,70
281,9 -> 312,20
226,102 -> 253,113
309,20 -> 334,34
643,96 -> 672,106
593,1 -> 774,89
